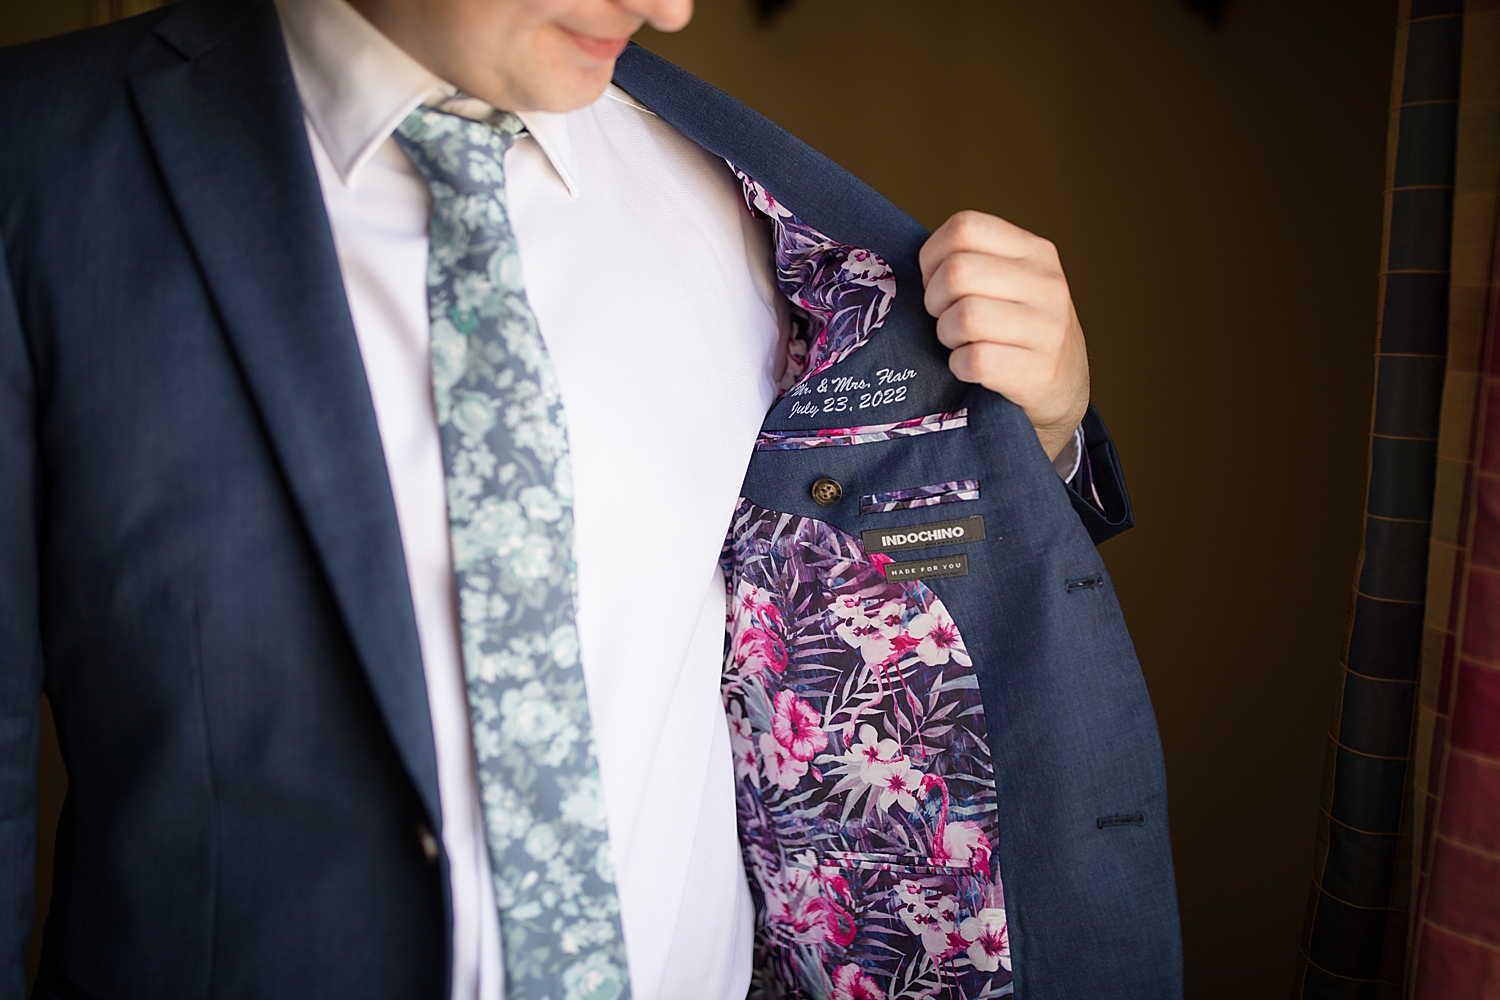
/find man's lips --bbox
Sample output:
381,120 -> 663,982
560,28 -> 630,61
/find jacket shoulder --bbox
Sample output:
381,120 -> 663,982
0,0 -> 260,170
0,10 -> 171,105
0,12 -> 179,203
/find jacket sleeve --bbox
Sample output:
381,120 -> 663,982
1067,403 -> 1134,546
0,236 -> 42,1000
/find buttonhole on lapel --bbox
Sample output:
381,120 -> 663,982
1097,812 -> 1145,830
1066,574 -> 1104,593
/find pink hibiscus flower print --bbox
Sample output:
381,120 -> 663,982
959,907 -> 1011,973
830,963 -> 885,1000
907,602 -> 970,668
771,689 -> 828,762
760,732 -> 808,790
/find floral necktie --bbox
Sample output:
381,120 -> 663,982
393,106 -> 631,1000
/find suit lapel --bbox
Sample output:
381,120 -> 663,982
128,0 -> 441,824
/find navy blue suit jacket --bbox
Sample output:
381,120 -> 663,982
0,1 -> 1180,997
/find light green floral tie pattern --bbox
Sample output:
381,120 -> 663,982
394,107 -> 631,1000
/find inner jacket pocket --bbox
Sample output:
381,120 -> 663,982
821,850 -> 979,877
860,479 -> 980,515
754,408 -> 969,451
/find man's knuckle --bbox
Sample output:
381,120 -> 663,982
1028,234 -> 1058,262
950,210 -> 988,244
934,312 -> 960,344
1033,272 -> 1070,312
943,253 -> 979,292
950,295 -> 982,328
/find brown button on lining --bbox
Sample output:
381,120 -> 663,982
417,823 -> 439,863
811,477 -> 843,506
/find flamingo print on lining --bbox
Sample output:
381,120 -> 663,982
722,500 -> 1012,999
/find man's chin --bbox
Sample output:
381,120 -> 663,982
513,63 -> 618,114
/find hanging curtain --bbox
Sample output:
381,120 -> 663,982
1406,1 -> 1500,989
1295,2 -> 1464,997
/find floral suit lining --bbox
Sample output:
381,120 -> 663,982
722,169 -> 1011,1000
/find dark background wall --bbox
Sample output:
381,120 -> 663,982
2,1 -> 1397,996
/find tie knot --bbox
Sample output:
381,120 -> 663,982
393,106 -> 526,198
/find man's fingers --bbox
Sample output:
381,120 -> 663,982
919,209 -> 1091,448
934,296 -> 1051,351
920,211 -> 1036,278
923,251 -> 1069,320
919,209 -> 1059,286
948,340 -> 1050,397
948,339 -> 1079,420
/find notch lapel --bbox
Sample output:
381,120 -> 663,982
127,0 -> 442,825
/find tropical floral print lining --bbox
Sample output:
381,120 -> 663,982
860,481 -> 981,516
722,500 -> 1011,999
731,167 -> 896,394
755,410 -> 970,451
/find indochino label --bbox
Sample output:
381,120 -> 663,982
882,553 -> 970,583
862,515 -> 986,555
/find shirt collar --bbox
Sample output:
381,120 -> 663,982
273,0 -> 580,197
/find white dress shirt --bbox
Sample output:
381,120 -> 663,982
274,1 -> 782,997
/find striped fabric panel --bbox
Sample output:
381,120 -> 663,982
1295,2 -> 1463,997
753,409 -> 969,450
858,479 -> 980,514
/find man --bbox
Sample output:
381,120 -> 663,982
0,0 -> 1179,997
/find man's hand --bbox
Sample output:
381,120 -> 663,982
919,210 -> 1090,461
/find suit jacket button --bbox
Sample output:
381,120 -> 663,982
417,823 -> 439,864
811,477 -> 843,506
